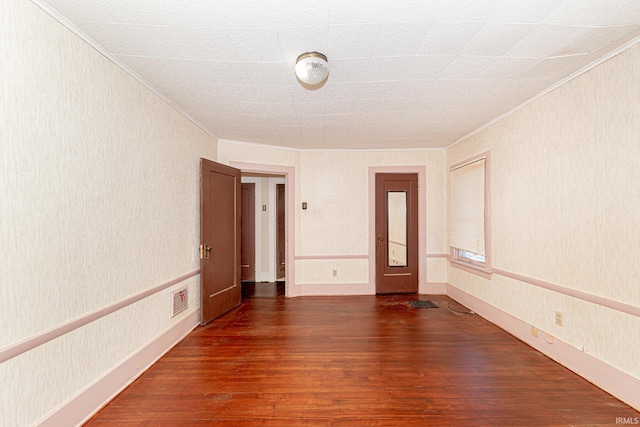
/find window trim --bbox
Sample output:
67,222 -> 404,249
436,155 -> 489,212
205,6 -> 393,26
448,151 -> 492,279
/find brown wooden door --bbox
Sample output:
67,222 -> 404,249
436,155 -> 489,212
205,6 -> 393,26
200,159 -> 241,325
375,173 -> 418,294
276,184 -> 285,280
241,183 -> 255,281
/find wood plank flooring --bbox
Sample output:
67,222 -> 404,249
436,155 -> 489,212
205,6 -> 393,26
85,283 -> 639,426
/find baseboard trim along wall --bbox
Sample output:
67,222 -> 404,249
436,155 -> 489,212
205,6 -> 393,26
295,281 -> 448,296
295,255 -> 369,260
446,284 -> 640,412
38,310 -> 200,427
297,283 -> 372,296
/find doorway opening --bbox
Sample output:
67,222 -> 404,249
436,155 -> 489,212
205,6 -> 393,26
239,170 -> 288,296
232,162 -> 295,297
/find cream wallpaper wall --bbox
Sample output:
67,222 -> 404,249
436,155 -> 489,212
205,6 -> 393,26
297,150 -> 447,289
1,1 -> 216,425
218,142 -> 447,292
446,42 -> 640,379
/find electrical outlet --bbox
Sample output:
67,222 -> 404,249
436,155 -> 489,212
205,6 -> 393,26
555,311 -> 564,327
332,269 -> 338,277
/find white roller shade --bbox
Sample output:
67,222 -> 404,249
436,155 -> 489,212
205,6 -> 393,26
450,158 -> 485,255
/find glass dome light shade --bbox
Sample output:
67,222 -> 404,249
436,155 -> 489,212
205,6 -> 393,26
295,52 -> 329,85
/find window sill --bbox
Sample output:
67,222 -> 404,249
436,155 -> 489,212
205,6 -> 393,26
449,258 -> 493,280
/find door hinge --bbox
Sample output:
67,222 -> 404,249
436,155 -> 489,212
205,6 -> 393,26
199,244 -> 205,259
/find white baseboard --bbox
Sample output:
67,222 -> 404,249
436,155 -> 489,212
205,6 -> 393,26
297,283 -> 373,296
38,310 -> 200,427
446,284 -> 640,411
295,281 -> 448,296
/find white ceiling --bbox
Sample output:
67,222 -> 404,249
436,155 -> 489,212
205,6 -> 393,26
38,0 -> 640,150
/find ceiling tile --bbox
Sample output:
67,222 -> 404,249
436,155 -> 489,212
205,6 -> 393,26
463,23 -> 537,57
328,24 -> 381,59
246,63 -> 292,86
382,1 -> 445,23
421,21 -> 486,55
325,82 -> 401,101
438,0 -> 504,21
76,22 -> 240,61
247,86 -> 293,104
260,116 -> 292,128
543,0 -> 626,27
194,0 -> 278,28
364,55 -> 456,81
328,0 -> 389,24
553,25 -> 640,57
295,102 -> 327,117
490,0 -> 562,24
276,125 -> 303,140
373,22 -> 434,57
323,100 -> 361,114
354,98 -> 408,113
271,0 -> 330,26
227,28 -> 284,62
243,102 -> 297,117
45,0 -> 115,22
118,56 -> 253,102
323,114 -> 355,126
599,0 -> 640,25
290,87 -> 327,104
441,56 -> 499,79
479,57 -> 542,79
507,25 -> 591,58
94,0 -> 193,25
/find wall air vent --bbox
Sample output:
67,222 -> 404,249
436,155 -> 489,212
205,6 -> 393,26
171,287 -> 188,318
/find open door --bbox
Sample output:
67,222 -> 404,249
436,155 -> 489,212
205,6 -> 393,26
276,183 -> 285,280
200,158 -> 241,325
375,173 -> 418,294
241,183 -> 255,281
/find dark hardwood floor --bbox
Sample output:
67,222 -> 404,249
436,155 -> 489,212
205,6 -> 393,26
85,283 -> 639,426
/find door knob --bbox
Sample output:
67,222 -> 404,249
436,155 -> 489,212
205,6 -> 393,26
377,235 -> 383,247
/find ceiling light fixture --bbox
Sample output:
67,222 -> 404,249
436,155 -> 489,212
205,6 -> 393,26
295,51 -> 329,86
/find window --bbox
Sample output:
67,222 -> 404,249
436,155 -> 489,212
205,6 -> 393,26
449,153 -> 491,277
459,250 -> 485,264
